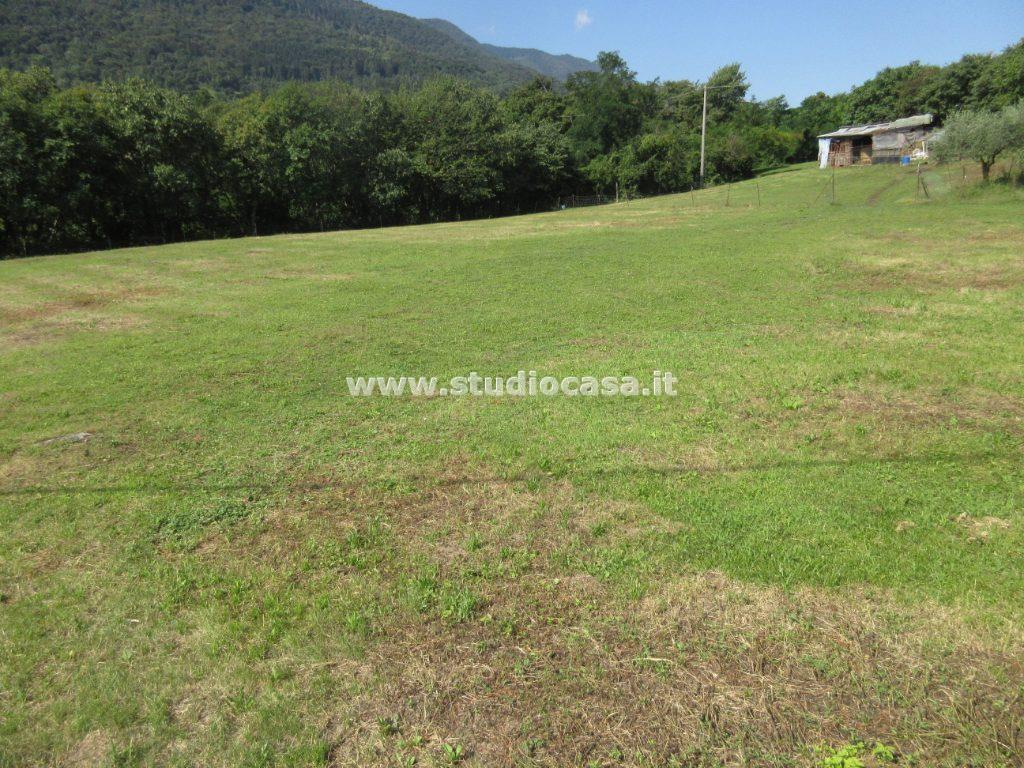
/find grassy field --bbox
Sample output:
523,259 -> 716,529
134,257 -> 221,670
1,163 -> 1023,767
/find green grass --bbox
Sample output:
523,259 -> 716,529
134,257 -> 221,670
1,163 -> 1023,766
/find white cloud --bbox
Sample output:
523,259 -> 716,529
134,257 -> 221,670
574,9 -> 593,31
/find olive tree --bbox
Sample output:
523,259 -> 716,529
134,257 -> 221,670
933,102 -> 1024,181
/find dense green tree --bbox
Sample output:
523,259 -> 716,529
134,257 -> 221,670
920,54 -> 991,118
658,65 -> 750,130
657,78 -> 703,127
615,129 -> 700,195
846,62 -> 943,123
502,77 -> 566,127
404,79 -> 505,220
704,64 -> 751,123
565,52 -> 657,160
497,121 -> 572,213
217,84 -> 366,235
36,86 -> 120,250
97,80 -> 225,244
971,40 -> 1024,111
0,69 -> 58,255
368,148 -> 422,225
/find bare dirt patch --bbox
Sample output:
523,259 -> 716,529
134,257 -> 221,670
874,226 -> 1024,247
0,453 -> 39,486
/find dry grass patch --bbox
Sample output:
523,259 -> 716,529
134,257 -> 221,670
872,225 -> 1024,247
841,223 -> 1024,295
338,564 -> 1024,767
62,729 -> 115,768
954,513 -> 1013,543
261,269 -> 356,283
864,304 -> 921,317
836,387 -> 1024,433
2,313 -> 148,349
844,257 -> 1024,294
619,442 -> 725,475
0,284 -> 162,347
0,285 -> 163,321
227,471 -> 1024,766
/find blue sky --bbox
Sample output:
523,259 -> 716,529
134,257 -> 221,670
372,0 -> 1023,104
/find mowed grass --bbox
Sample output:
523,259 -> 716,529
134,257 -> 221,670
1,163 -> 1023,767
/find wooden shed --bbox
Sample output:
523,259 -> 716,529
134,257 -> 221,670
818,114 -> 935,168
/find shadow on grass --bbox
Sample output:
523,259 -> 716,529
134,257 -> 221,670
756,165 -> 803,178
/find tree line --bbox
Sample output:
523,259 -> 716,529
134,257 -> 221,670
2,40 -> 1022,258
0,54 -> 802,258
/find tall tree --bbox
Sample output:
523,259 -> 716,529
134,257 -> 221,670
565,52 -> 655,161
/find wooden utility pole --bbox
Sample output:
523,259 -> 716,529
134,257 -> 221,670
689,79 -> 742,190
699,84 -> 708,188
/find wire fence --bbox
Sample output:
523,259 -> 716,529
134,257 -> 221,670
552,161 -> 1009,216
555,194 -> 614,210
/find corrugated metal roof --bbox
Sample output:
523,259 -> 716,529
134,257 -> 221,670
818,114 -> 933,139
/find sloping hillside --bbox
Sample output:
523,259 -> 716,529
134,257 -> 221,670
2,164 -> 1023,765
0,0 -> 538,91
421,17 -> 598,81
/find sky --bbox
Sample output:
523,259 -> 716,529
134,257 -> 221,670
372,0 -> 1024,104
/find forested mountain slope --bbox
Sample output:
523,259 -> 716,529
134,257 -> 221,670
0,0 -> 540,92
420,18 -> 598,81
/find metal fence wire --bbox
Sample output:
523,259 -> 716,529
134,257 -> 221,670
556,194 -> 613,209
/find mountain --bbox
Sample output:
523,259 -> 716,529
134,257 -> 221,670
420,18 -> 599,81
0,0 -> 541,92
